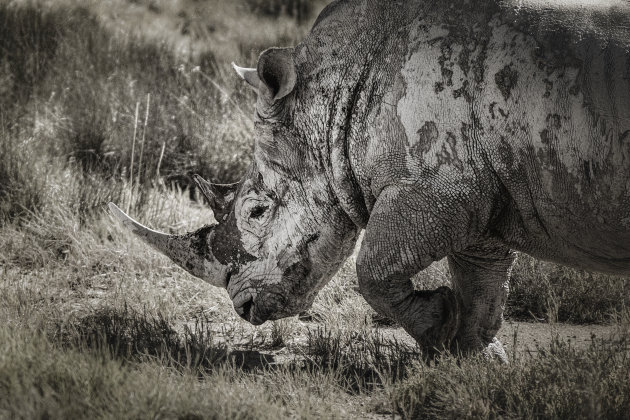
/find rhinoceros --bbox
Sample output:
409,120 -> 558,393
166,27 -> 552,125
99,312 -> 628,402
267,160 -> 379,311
110,0 -> 630,360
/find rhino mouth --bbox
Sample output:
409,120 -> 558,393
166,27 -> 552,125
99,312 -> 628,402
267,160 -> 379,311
235,295 -> 254,322
233,293 -> 269,325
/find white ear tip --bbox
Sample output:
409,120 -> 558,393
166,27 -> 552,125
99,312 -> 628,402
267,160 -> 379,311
231,63 -> 260,91
232,62 -> 245,78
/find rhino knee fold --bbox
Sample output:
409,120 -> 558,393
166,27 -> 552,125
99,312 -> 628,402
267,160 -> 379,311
357,263 -> 460,348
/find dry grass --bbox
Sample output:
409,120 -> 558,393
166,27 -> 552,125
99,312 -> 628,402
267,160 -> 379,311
1,1 -> 630,418
391,321 -> 630,419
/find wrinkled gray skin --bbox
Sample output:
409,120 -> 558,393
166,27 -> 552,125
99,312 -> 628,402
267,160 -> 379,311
111,0 -> 630,361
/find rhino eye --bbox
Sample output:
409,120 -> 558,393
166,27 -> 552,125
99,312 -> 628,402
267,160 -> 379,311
250,204 -> 269,220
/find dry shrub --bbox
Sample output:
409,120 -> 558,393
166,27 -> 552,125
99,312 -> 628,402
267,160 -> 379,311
508,254 -> 629,323
245,0 -> 315,24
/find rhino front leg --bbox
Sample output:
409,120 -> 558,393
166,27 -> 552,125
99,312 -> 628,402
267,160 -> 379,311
448,245 -> 516,362
356,187 -> 464,354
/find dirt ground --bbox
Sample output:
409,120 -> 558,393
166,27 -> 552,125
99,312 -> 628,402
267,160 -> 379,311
196,320 -> 620,370
497,321 -> 619,359
384,321 -> 619,359
375,321 -> 619,359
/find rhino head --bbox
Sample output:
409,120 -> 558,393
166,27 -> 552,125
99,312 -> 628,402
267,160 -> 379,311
110,47 -> 360,325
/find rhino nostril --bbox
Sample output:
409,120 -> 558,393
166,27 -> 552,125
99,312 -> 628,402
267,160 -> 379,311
239,297 -> 254,321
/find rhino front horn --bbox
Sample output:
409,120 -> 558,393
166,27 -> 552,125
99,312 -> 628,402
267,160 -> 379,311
192,174 -> 238,221
108,203 -> 229,288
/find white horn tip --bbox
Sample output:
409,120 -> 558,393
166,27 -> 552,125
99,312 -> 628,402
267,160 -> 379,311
108,201 -> 120,212
108,202 -> 126,222
108,202 -> 145,235
231,62 -> 259,85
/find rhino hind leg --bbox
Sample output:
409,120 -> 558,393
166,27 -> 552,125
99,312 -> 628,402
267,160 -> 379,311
447,244 -> 517,362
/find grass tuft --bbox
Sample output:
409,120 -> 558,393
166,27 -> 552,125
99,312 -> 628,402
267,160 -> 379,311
508,255 -> 630,323
54,304 -> 229,374
392,327 -> 630,419
306,327 -> 419,393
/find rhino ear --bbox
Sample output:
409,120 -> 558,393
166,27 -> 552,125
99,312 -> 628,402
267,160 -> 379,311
232,63 -> 261,91
257,47 -> 296,101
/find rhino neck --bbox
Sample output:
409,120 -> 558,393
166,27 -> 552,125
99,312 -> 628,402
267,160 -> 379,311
302,66 -> 372,229
294,3 -> 423,228
322,63 -> 373,228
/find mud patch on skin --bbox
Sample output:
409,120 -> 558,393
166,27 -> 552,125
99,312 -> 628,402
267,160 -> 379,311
494,64 -> 519,100
282,259 -> 312,287
546,113 -> 562,130
436,131 -> 464,171
211,211 -> 257,272
539,129 -> 552,145
411,121 -> 439,157
543,78 -> 553,98
438,43 -> 455,87
453,80 -> 471,102
488,102 -> 509,120
185,225 -> 215,258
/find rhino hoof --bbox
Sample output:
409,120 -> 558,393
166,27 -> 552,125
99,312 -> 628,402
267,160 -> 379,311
450,336 -> 509,363
483,337 -> 508,363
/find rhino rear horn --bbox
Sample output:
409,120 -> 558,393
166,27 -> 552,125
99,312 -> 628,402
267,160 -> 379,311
108,203 -> 228,288
192,174 -> 238,221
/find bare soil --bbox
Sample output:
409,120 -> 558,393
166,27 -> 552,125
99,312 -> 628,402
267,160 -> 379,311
192,319 -> 619,370
378,321 -> 619,359
498,321 -> 619,358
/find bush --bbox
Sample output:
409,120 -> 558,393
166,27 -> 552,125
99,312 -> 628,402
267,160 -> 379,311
246,0 -> 315,24
0,2 -> 256,222
409,255 -> 630,325
0,5 -> 63,111
507,254 -> 630,323
55,305 -> 228,373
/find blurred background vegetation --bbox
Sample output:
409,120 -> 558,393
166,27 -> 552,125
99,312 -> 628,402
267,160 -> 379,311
0,0 -> 327,222
0,0 -> 628,323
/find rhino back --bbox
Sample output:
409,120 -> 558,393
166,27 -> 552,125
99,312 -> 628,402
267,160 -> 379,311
486,2 -> 630,270
300,0 -> 630,272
